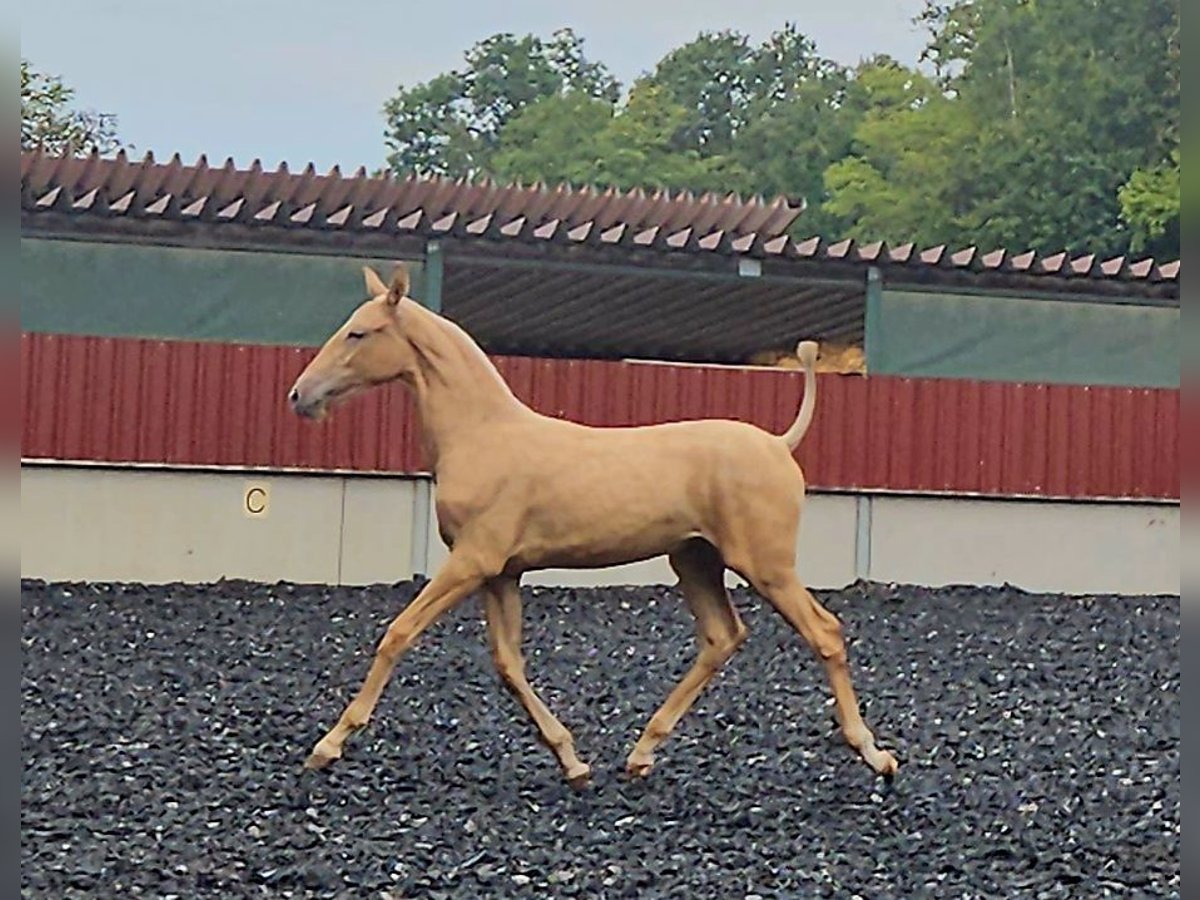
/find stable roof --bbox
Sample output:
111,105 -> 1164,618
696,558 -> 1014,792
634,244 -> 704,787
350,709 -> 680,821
21,149 -> 1180,362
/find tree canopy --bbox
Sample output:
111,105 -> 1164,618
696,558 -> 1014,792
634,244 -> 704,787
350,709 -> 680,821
380,3 -> 1180,259
383,28 -> 618,178
21,60 -> 123,155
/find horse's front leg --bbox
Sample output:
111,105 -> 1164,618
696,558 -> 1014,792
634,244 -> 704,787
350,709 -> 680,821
305,552 -> 487,769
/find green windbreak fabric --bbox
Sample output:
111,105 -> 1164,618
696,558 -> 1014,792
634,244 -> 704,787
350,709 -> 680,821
21,238 -> 426,346
873,289 -> 1179,387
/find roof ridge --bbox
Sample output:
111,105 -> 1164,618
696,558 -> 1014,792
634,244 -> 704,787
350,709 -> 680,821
18,149 -> 804,239
18,150 -> 1180,283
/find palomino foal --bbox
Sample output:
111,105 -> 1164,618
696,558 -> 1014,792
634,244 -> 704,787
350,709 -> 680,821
288,265 -> 898,786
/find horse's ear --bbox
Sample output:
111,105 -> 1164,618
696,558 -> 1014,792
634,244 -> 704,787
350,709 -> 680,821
363,266 -> 388,297
387,264 -> 410,307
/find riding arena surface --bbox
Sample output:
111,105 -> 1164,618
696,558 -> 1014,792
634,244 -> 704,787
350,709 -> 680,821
23,578 -> 1179,898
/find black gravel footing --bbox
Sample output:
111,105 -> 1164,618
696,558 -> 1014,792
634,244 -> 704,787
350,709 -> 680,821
22,578 -> 1179,898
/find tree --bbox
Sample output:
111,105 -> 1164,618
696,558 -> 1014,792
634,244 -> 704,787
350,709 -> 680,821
640,30 -> 757,157
638,24 -> 861,231
487,92 -> 614,187
820,57 -> 974,245
592,84 -> 746,192
644,25 -> 849,163
1118,151 -> 1180,256
490,84 -> 744,194
21,59 -> 121,155
908,0 -> 1181,256
375,13 -> 1179,259
728,30 -> 859,236
818,0 -> 1180,257
383,28 -> 618,178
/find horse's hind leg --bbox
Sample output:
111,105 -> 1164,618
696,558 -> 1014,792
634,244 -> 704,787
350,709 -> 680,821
747,564 -> 897,777
626,540 -> 748,778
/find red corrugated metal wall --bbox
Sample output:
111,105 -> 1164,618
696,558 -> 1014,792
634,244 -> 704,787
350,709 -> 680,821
20,333 -> 1179,500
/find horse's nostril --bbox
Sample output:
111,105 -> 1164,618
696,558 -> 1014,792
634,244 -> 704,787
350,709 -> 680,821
288,387 -> 300,404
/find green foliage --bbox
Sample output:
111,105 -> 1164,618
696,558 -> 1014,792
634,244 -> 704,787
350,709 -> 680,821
383,28 -> 618,178
1119,152 -> 1180,255
905,0 -> 1181,256
640,30 -> 757,157
725,30 -> 859,235
601,85 -> 746,193
638,23 -> 863,232
490,84 -> 744,193
21,59 -> 122,155
823,0 -> 1181,257
378,6 -> 1181,259
821,58 -> 972,245
488,92 -> 614,187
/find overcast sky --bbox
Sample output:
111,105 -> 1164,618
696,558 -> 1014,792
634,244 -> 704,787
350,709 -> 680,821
21,0 -> 928,173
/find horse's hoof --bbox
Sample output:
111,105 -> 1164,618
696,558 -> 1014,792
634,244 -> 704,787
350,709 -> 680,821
565,762 -> 592,790
303,742 -> 341,771
624,755 -> 654,780
873,749 -> 899,780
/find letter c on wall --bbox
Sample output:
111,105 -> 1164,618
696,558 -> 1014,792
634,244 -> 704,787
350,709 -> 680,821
243,482 -> 270,518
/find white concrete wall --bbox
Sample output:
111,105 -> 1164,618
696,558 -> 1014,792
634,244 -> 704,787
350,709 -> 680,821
20,464 -> 1180,595
21,466 -> 345,584
339,477 -> 419,584
867,495 -> 1180,596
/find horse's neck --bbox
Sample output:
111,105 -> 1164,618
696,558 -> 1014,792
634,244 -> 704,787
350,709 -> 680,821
403,301 -> 525,461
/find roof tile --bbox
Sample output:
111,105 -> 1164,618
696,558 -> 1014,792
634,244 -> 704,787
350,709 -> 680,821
1008,250 -> 1035,271
466,213 -> 492,235
632,225 -> 658,246
665,227 -> 692,249
826,238 -> 853,259
499,216 -> 526,238
950,247 -> 976,267
1038,252 -> 1067,274
1128,258 -> 1155,279
396,209 -> 422,230
1069,253 -> 1096,275
856,240 -> 883,261
730,233 -> 755,253
20,149 -> 1178,285
794,236 -> 821,257
1100,256 -> 1126,276
919,245 -> 946,265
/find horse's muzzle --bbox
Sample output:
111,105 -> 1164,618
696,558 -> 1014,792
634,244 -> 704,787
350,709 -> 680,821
288,385 -> 324,419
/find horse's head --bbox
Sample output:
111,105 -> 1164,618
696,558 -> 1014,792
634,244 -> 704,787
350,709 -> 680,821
287,265 -> 415,420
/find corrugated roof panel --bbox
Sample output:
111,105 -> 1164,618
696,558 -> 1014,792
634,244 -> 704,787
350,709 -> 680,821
443,263 -> 867,362
22,151 -> 1177,288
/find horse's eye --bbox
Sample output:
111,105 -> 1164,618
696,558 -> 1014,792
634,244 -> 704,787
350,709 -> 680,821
346,331 -> 366,341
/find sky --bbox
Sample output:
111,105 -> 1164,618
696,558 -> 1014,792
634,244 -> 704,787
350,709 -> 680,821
21,0 -> 929,173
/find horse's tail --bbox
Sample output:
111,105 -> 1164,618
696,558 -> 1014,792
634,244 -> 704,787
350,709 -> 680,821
780,341 -> 818,450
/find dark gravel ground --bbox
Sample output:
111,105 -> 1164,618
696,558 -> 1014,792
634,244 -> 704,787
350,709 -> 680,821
22,578 -> 1179,899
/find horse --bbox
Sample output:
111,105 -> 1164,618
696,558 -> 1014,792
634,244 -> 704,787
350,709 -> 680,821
287,264 -> 897,787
